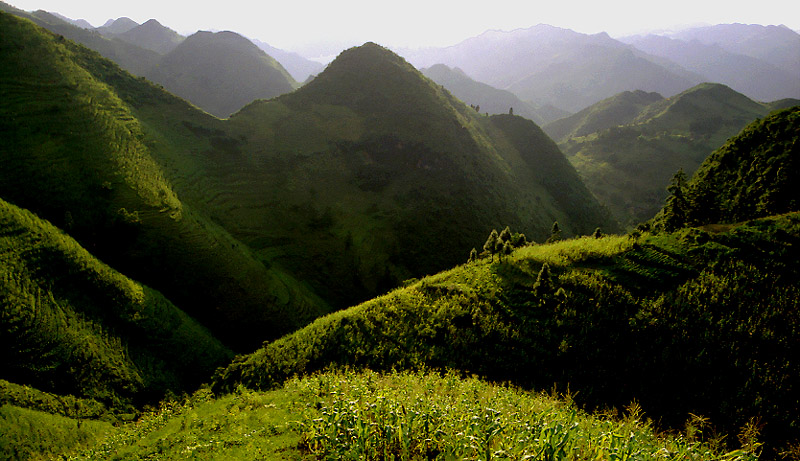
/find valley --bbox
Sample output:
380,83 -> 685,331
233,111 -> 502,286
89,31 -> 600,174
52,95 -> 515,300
1,3 -> 799,460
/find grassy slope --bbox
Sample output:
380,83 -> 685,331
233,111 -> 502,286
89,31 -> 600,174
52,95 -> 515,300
684,106 -> 800,224
218,43 -> 617,307
557,83 -> 796,226
213,214 -> 800,456
0,5 -> 160,76
0,12 -> 331,350
67,370 -> 759,460
543,89 -> 665,143
0,198 -> 233,405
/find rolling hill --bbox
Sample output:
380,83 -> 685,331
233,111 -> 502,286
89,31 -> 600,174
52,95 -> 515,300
251,38 -> 326,82
550,83 -> 799,226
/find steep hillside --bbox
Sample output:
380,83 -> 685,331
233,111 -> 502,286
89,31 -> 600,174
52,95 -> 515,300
144,30 -> 297,117
215,42 -> 616,307
421,64 -> 558,124
114,18 -> 184,54
0,12 -> 330,350
623,34 -> 800,102
544,90 -> 664,142
559,83 -> 797,226
0,7 -> 160,76
214,214 -> 800,458
0,198 -> 232,406
402,25 -> 702,113
674,106 -> 800,226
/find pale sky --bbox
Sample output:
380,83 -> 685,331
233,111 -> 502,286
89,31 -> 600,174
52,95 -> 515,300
9,0 -> 798,57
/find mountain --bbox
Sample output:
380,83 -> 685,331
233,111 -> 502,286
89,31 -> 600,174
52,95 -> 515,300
678,106 -> 800,226
144,30 -> 297,117
48,11 -> 93,29
671,23 -> 800,76
114,18 -> 184,54
97,17 -> 139,35
622,34 -> 800,101
0,6 -> 160,76
544,89 -> 664,142
0,11 -> 330,352
213,212 -> 800,459
401,25 -> 703,113
251,38 -> 325,82
553,83 -> 796,226
0,197 -> 233,406
421,64 -> 566,125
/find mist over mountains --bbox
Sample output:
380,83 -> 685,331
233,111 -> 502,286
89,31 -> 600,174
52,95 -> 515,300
2,3 -> 800,460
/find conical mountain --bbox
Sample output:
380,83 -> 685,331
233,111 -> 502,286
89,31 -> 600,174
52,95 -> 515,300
556,83 -> 799,226
0,12 -> 329,351
97,16 -> 139,35
116,18 -> 184,54
222,42 -> 616,307
144,30 -> 297,118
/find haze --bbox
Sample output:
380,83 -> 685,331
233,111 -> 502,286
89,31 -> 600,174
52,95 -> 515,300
10,0 -> 799,57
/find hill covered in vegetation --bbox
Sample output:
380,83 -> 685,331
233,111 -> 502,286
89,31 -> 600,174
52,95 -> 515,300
549,83 -> 799,226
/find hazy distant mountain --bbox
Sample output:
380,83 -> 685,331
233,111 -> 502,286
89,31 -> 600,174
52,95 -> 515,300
115,18 -> 184,54
401,25 -> 702,113
555,83 -> 796,225
97,17 -> 139,35
671,23 -> 800,76
421,64 -> 563,125
251,38 -> 325,82
144,30 -> 297,117
623,34 -> 800,101
48,11 -> 93,29
0,6 -> 160,75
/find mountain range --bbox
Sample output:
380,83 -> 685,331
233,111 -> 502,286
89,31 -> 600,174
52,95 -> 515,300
2,5 -> 800,460
545,83 -> 799,226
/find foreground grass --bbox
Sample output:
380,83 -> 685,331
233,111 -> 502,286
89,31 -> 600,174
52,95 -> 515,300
67,369 -> 759,460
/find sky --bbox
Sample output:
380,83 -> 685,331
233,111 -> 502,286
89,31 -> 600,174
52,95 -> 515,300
9,0 -> 799,57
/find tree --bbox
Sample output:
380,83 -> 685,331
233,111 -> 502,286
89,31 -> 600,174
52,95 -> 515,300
547,221 -> 561,243
533,263 -> 553,297
498,226 -> 512,244
593,227 -> 602,238
663,169 -> 689,231
502,241 -> 513,259
468,247 -> 478,262
509,107 -> 514,115
483,229 -> 499,262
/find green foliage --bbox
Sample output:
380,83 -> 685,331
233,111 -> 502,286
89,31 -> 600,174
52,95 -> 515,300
66,370 -> 759,460
0,405 -> 114,461
0,198 -> 232,407
555,84 -> 785,226
661,168 -> 690,231
683,106 -> 800,225
214,214 -> 800,458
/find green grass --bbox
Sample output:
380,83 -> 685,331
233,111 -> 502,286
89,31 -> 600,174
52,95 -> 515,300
0,197 -> 232,407
213,214 -> 800,457
66,369 -> 760,460
556,84 -> 785,227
